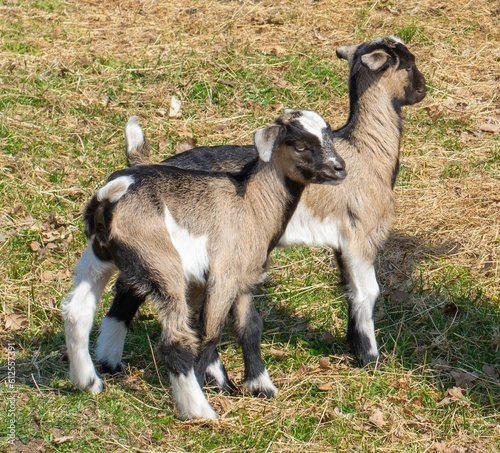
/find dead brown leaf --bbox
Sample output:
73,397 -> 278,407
430,441 -> 468,453
320,331 -> 335,345
175,137 -> 197,154
319,357 -> 330,369
298,363 -> 310,374
450,369 -> 478,388
317,382 -> 333,391
5,313 -> 29,331
269,348 -> 286,358
437,386 -> 467,406
368,408 -> 387,428
482,364 -> 499,379
478,123 -> 500,134
447,386 -> 464,398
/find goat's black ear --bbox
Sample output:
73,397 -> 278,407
360,49 -> 390,71
254,124 -> 282,162
336,44 -> 357,62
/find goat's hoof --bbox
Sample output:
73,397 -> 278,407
205,379 -> 237,396
86,376 -> 105,394
178,404 -> 219,421
100,361 -> 123,374
70,367 -> 104,394
244,371 -> 278,399
360,354 -> 381,369
252,386 -> 278,399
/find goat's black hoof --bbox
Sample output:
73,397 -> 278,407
208,381 -> 237,396
100,362 -> 122,374
360,354 -> 382,369
253,388 -> 277,399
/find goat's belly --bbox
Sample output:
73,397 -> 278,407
278,203 -> 342,248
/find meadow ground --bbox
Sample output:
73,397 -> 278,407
0,0 -> 499,452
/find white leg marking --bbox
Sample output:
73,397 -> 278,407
347,257 -> 380,359
244,369 -> 278,398
95,316 -> 128,369
62,246 -> 116,394
206,358 -> 228,388
164,206 -> 209,282
170,369 -> 218,420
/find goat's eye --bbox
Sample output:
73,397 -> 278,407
295,143 -> 306,152
406,67 -> 412,72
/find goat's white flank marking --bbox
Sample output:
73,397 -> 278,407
243,369 -> 278,397
62,246 -> 116,394
170,369 -> 218,420
95,316 -> 128,369
279,203 -> 343,248
124,116 -> 144,152
97,176 -> 134,203
297,111 -> 328,144
164,206 -> 209,282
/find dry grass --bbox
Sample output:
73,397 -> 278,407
0,0 -> 499,452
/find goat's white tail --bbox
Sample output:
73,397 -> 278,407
62,246 -> 116,393
124,116 -> 150,166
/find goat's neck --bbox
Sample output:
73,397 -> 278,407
246,162 -> 304,247
343,80 -> 403,160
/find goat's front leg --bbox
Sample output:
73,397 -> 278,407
335,248 -> 380,366
232,292 -> 278,398
96,276 -> 146,373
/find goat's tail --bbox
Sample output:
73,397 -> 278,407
84,175 -> 135,247
124,116 -> 150,166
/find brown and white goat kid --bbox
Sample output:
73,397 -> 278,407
62,110 -> 346,420
97,37 -> 426,388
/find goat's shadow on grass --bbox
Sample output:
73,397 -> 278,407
249,230 -> 499,411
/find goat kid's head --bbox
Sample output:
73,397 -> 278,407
336,36 -> 427,107
254,110 -> 347,185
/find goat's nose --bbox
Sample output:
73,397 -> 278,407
329,156 -> 345,171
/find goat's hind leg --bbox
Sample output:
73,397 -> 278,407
156,295 -> 218,420
233,292 -> 278,398
96,276 -> 146,374
335,249 -> 380,366
62,247 -> 116,393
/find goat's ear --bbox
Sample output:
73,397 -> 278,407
336,44 -> 357,63
360,50 -> 390,71
254,124 -> 283,162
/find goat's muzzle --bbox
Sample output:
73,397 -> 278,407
315,156 -> 347,185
